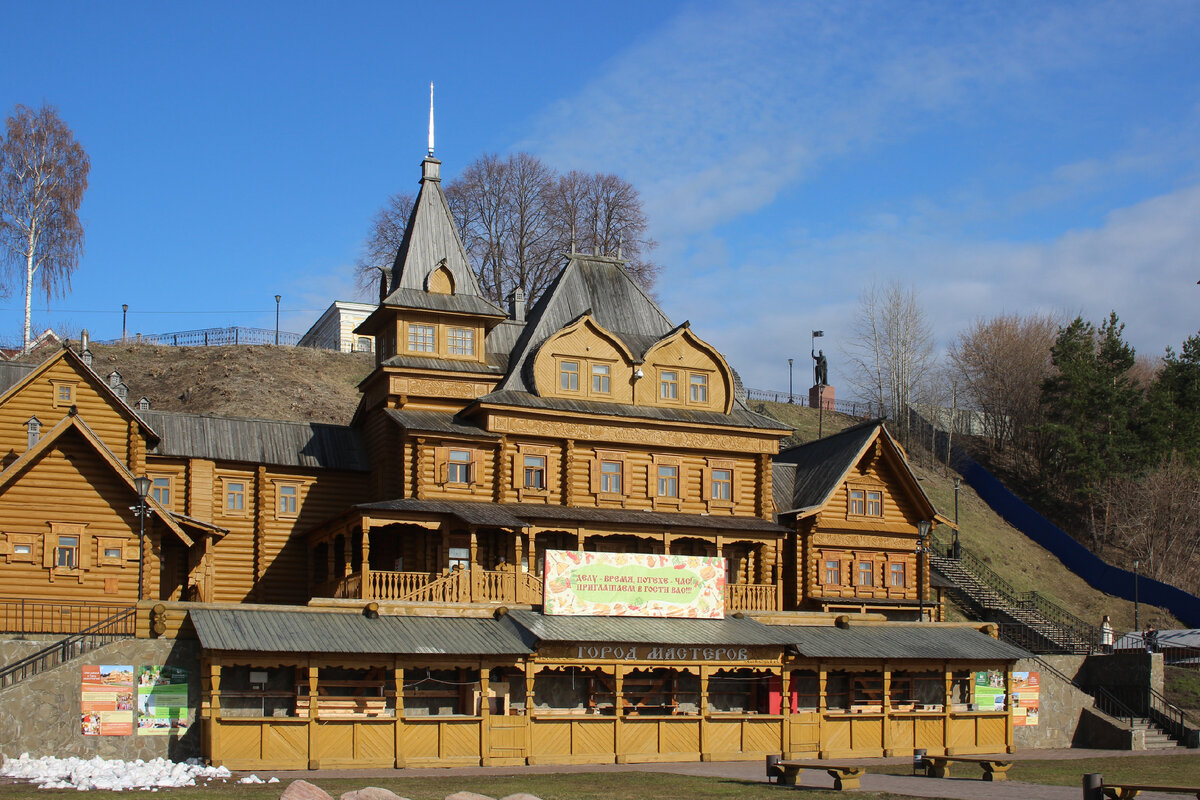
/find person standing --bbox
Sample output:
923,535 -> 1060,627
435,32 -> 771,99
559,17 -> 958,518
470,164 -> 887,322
1101,615 -> 1114,653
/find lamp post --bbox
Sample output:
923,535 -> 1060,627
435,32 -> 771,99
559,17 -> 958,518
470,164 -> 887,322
953,478 -> 961,559
122,304 -> 129,340
788,358 -> 794,403
1134,560 -> 1140,631
275,295 -> 282,346
133,475 -> 152,601
916,520 -> 932,622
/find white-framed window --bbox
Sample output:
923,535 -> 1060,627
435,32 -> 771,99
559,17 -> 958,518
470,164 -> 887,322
689,373 -> 708,403
447,327 -> 474,355
523,455 -> 546,490
711,468 -> 732,501
278,484 -> 299,517
856,561 -> 874,587
866,490 -> 883,516
151,476 -> 171,506
591,363 -> 611,394
849,487 -> 884,517
408,324 -> 435,352
889,563 -> 906,587
226,481 -> 246,513
824,560 -> 841,585
57,535 -> 79,569
447,449 -> 473,484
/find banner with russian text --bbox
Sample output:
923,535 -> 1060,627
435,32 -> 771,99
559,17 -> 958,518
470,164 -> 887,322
543,550 -> 726,618
81,665 -> 134,736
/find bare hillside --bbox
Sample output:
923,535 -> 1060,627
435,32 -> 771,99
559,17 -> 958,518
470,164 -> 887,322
88,344 -> 373,425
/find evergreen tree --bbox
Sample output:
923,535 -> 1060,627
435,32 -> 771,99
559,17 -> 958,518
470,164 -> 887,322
1146,331 -> 1200,464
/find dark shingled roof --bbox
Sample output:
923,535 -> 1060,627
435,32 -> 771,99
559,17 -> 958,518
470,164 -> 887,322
354,497 -> 787,534
774,624 -> 1028,660
773,420 -> 882,513
190,607 -> 533,655
0,362 -> 35,396
504,608 -> 790,647
381,288 -> 506,318
384,408 -> 498,439
143,410 -> 368,471
379,354 -> 502,375
478,390 -> 787,431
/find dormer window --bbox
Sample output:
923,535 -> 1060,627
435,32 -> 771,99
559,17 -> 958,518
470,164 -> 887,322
447,327 -> 474,356
591,363 -> 611,394
408,324 -> 435,353
660,371 -> 678,400
689,374 -> 708,403
25,416 -> 40,450
560,361 -> 580,392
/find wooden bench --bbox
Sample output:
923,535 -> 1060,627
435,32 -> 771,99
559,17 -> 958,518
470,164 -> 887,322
1101,785 -> 1200,799
925,755 -> 1013,781
776,761 -> 868,790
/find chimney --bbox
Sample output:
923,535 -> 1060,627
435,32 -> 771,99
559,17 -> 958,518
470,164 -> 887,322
507,287 -> 526,323
107,371 -> 122,388
80,329 -> 89,353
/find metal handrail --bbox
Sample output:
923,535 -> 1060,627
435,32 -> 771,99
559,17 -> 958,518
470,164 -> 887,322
1093,686 -> 1137,727
0,607 -> 136,690
1147,686 -> 1196,746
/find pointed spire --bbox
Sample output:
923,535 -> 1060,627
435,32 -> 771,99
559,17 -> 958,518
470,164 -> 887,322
427,81 -> 435,158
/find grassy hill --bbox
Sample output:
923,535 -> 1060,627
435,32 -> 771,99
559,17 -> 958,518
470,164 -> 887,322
751,399 -> 1175,634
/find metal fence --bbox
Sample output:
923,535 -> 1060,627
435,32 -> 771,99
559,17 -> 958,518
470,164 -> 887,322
96,326 -> 303,348
743,387 -> 871,418
0,598 -> 136,635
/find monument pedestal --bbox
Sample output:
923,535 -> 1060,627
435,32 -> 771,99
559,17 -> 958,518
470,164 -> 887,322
809,384 -> 835,411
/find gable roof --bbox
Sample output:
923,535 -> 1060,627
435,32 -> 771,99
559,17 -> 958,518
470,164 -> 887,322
773,624 -> 1028,660
772,420 -> 937,520
0,412 -> 193,547
0,347 -> 159,444
141,410 -> 368,471
382,156 -> 504,317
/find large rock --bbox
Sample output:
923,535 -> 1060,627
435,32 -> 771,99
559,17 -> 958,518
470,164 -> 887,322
281,779 -> 335,800
499,794 -> 544,800
445,793 -> 495,800
340,789 -> 410,800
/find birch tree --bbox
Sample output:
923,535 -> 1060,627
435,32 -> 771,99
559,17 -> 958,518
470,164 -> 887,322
0,104 -> 90,349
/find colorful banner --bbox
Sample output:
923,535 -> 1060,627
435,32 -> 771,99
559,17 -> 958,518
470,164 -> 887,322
81,665 -> 134,736
1012,671 -> 1039,726
543,550 -> 726,618
137,666 -> 190,735
973,670 -> 1006,712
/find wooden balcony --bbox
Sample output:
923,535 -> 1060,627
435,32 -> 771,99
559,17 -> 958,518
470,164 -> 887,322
326,571 -> 779,612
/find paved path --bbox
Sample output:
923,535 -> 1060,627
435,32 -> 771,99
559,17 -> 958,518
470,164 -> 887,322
259,748 -> 1192,800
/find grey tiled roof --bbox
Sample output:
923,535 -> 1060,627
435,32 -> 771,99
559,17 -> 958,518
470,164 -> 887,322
189,607 -> 533,655
379,354 -> 502,375
142,410 -> 368,471
354,497 -> 787,534
384,408 -> 498,439
476,390 -> 788,431
381,288 -> 505,318
773,624 -> 1028,660
504,608 -> 792,647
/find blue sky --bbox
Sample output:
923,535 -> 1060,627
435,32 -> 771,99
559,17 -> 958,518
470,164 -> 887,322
2,0 -> 1198,392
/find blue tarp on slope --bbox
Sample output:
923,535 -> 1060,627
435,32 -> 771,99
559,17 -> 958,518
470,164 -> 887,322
956,455 -> 1200,628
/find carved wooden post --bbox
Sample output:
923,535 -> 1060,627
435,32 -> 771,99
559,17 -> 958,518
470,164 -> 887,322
469,526 -> 478,602
361,518 -> 372,600
393,661 -> 405,768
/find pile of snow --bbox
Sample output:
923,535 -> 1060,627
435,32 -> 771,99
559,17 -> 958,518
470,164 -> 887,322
0,753 -> 232,791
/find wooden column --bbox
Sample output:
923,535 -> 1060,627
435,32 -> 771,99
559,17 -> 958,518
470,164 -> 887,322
881,662 -> 892,756
307,662 -> 320,769
326,536 -> 336,592
479,662 -> 491,765
699,664 -> 710,761
817,662 -> 828,758
415,438 -> 428,500
207,659 -> 221,765
361,519 -> 372,601
613,664 -> 625,764
1004,667 -> 1015,753
393,662 -> 405,768
775,536 -> 784,611
942,662 -> 952,756
563,439 -> 575,506
469,526 -> 479,602
524,661 -> 536,764
780,666 -> 791,756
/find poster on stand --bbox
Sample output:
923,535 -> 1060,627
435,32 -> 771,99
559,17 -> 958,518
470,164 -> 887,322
137,665 -> 189,735
81,665 -> 134,736
1012,671 -> 1040,726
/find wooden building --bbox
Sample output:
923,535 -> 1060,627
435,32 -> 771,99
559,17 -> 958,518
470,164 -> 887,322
0,147 -> 1023,768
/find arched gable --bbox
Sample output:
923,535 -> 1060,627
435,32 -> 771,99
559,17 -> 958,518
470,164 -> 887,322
636,326 -> 734,413
531,315 -> 635,402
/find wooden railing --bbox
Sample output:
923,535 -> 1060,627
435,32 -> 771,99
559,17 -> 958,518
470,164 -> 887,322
367,571 -> 433,601
331,569 -> 546,605
518,573 -> 544,604
0,598 -> 134,635
726,583 -> 776,612
332,572 -> 362,599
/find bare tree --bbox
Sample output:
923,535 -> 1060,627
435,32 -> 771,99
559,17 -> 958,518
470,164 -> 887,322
356,153 -> 659,305
947,312 -> 1061,451
355,192 -> 414,299
1107,453 -> 1200,588
843,280 -> 935,444
0,104 -> 90,349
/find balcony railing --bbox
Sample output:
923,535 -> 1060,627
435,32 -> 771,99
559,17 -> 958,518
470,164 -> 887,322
324,571 -> 777,611
726,583 -> 776,612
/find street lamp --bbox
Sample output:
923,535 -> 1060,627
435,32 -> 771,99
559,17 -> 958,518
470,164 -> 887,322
275,295 -> 282,346
916,520 -> 932,622
133,476 -> 152,601
1134,560 -> 1140,632
122,304 -> 129,340
788,358 -> 794,403
953,478 -> 961,559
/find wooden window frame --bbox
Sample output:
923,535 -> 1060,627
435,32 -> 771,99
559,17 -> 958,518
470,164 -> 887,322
95,536 -> 128,567
888,562 -> 906,588
407,323 -> 436,353
704,458 -> 736,511
523,455 -> 547,490
3,532 -> 37,564
855,560 -> 874,587
590,362 -> 612,394
658,369 -> 679,402
847,482 -> 885,519
688,372 -> 709,404
446,449 -> 474,485
51,380 -> 77,409
220,478 -> 248,517
275,481 -> 301,520
591,450 -> 627,504
446,326 -> 475,356
823,558 -> 841,585
514,444 -> 551,499
45,522 -> 88,576
149,475 -> 173,509
652,455 -> 683,509
559,359 -> 581,393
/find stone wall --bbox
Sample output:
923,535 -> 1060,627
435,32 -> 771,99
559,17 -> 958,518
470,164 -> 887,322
0,637 -> 55,669
0,638 -> 201,762
1013,655 -> 1091,749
